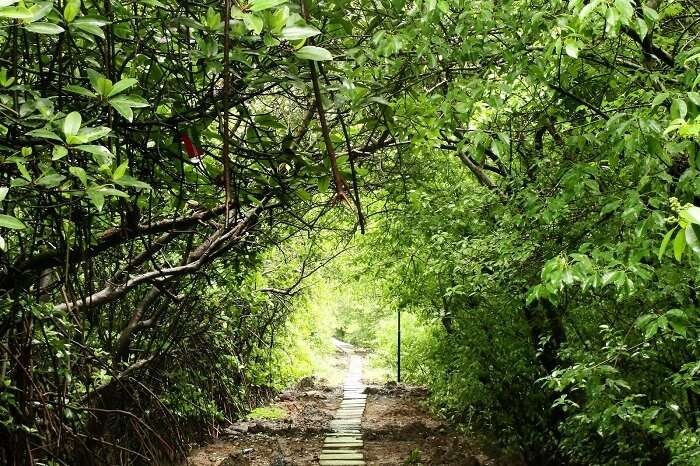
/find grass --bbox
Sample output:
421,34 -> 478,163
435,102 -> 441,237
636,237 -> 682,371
246,405 -> 287,421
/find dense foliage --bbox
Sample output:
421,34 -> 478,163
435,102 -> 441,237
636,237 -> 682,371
0,0 -> 699,464
339,0 -> 700,464
0,0 -> 362,463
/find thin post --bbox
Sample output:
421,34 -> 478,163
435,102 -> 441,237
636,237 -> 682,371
397,307 -> 401,383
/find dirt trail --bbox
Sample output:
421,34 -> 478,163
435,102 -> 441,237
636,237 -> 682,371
361,383 -> 498,466
320,348 -> 366,464
186,344 -> 505,466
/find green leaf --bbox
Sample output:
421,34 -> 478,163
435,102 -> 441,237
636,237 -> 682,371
671,99 -> 688,120
635,314 -> 655,330
674,228 -> 686,261
69,166 -> 87,187
95,77 -> 112,97
605,6 -> 620,34
686,224 -> 700,256
113,175 -> 151,190
75,145 -> 113,165
110,101 -> 133,122
269,6 -> 288,32
602,270 -> 625,287
249,0 -> 286,12
614,0 -> 634,21
11,178 -> 29,187
295,188 -> 311,201
109,95 -> 148,122
666,309 -> 688,337
73,17 -> 109,27
317,175 -> 330,193
669,319 -> 687,337
0,186 -> 8,201
652,92 -> 669,108
644,321 -> 659,339
205,6 -> 221,29
243,13 -> 263,34
30,2 -> 52,21
0,0 -> 18,7
688,92 -> 700,106
64,84 -> 96,97
295,45 -> 333,61
658,228 -> 675,260
65,133 -> 88,145
108,78 -> 138,97
25,22 -> 64,35
0,5 -> 33,19
98,187 -> 129,197
281,25 -> 321,41
16,162 -> 31,181
0,214 -> 26,229
63,0 -> 80,22
578,0 -> 599,19
78,126 -> 111,142
86,189 -> 104,211
230,5 -> 246,19
108,95 -> 148,108
564,38 -> 579,59
112,161 -> 128,180
27,128 -> 62,141
36,173 -> 67,187
52,145 -> 68,160
685,206 -> 700,225
600,200 -> 621,215
636,18 -> 648,41
63,112 -> 81,137
642,5 -> 659,21
72,18 -> 107,38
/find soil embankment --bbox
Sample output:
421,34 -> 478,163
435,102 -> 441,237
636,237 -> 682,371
187,346 -> 509,465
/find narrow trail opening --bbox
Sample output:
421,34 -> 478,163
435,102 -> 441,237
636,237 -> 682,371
187,339 -> 504,466
320,341 -> 366,465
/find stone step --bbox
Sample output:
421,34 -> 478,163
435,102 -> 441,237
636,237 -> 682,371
324,436 -> 362,442
323,443 -> 363,449
319,461 -> 365,465
324,442 -> 363,447
320,453 -> 364,461
324,439 -> 363,443
321,353 -> 366,466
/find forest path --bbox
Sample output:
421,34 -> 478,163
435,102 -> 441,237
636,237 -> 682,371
186,341 -> 501,466
320,342 -> 367,465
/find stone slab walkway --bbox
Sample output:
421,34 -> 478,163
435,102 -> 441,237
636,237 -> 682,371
320,351 -> 365,466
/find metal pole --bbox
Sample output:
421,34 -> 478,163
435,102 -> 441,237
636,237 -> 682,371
397,307 -> 401,383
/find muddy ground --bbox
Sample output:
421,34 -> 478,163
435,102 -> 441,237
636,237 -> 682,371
362,382 -> 503,466
186,376 -> 341,466
187,374 -> 514,466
